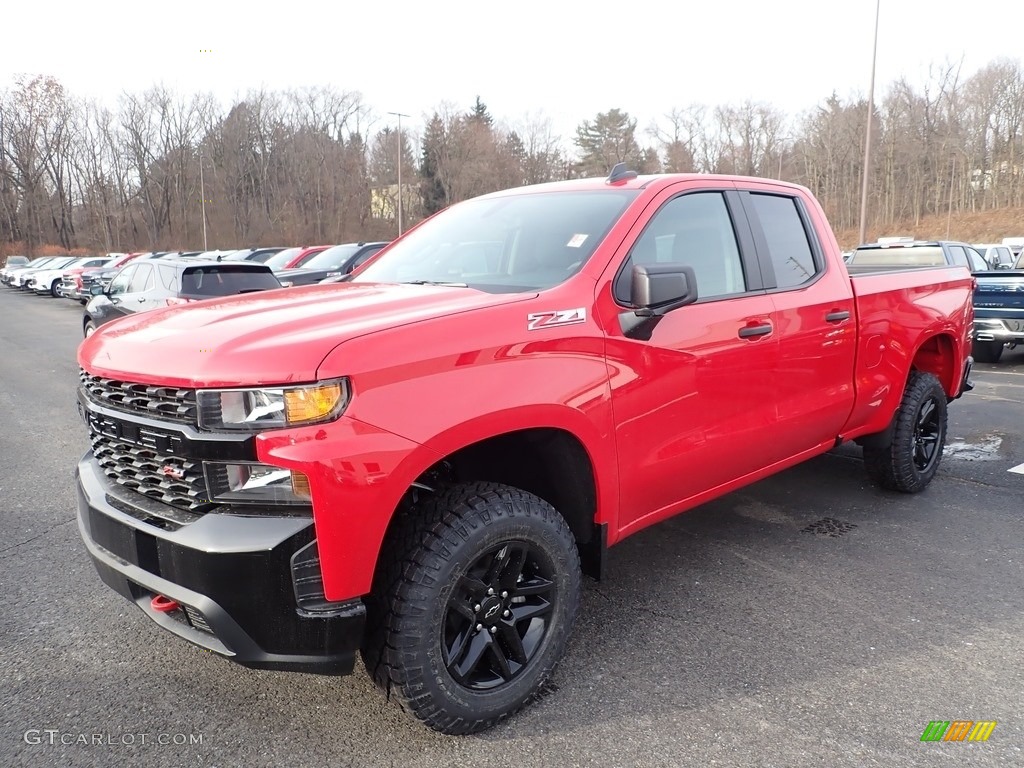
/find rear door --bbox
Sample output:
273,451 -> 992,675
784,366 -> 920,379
738,186 -> 857,459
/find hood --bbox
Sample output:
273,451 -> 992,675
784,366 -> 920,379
78,282 -> 531,388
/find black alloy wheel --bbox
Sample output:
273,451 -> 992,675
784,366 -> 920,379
863,370 -> 948,493
911,394 -> 942,473
442,541 -> 556,690
362,481 -> 581,735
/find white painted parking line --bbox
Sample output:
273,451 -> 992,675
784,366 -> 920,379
1009,463 -> 1024,475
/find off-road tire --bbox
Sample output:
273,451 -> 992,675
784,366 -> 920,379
863,370 -> 948,493
361,481 -> 581,735
972,340 -> 1004,364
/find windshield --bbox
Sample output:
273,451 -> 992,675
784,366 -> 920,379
263,248 -> 303,270
299,245 -> 361,270
352,190 -> 638,292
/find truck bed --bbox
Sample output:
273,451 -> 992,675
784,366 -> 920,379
842,265 -> 974,439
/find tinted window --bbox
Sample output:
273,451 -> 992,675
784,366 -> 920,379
263,247 -> 303,270
947,245 -> 968,267
300,245 -> 362,270
129,264 -> 155,292
748,194 -> 818,288
965,248 -> 988,272
349,246 -> 384,272
354,191 -> 638,293
158,264 -> 179,291
180,266 -> 281,297
107,266 -> 135,295
615,192 -> 746,303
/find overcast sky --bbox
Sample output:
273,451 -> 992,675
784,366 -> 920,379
3,0 -> 1020,142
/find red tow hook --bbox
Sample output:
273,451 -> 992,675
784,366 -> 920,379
150,594 -> 180,613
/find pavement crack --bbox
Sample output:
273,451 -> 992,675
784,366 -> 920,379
0,517 -> 76,557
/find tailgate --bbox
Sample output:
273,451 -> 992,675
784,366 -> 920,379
973,272 -> 1024,318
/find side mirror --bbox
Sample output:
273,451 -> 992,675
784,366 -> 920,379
630,264 -> 698,317
89,284 -> 105,296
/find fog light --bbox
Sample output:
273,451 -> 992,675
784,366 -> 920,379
203,462 -> 312,506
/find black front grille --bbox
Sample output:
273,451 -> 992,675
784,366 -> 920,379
80,369 -> 197,425
90,432 -> 212,511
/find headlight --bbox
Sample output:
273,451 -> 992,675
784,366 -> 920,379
197,379 -> 349,431
203,462 -> 311,505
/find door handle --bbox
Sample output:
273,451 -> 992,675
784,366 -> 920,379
137,297 -> 146,303
825,310 -> 850,323
738,323 -> 773,339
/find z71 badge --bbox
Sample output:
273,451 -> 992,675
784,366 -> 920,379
527,308 -> 586,331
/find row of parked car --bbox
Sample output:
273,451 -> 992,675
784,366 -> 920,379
0,242 -> 391,336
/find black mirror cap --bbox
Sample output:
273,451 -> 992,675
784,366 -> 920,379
630,264 -> 698,316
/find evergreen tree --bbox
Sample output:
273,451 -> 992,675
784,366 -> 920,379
574,108 -> 645,177
468,96 -> 493,128
419,113 -> 448,216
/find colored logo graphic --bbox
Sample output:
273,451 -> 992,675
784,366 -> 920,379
920,721 -> 996,742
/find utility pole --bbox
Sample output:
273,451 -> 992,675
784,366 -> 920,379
387,111 -> 410,236
199,150 -> 208,251
858,0 -> 881,246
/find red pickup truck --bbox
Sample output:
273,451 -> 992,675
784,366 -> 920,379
75,168 -> 974,734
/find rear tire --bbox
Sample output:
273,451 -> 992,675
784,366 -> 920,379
863,371 -> 948,493
972,339 -> 1004,364
361,481 -> 581,735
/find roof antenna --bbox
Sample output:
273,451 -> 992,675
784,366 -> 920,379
606,162 -> 638,184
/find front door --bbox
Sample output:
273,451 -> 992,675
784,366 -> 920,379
597,185 -> 780,536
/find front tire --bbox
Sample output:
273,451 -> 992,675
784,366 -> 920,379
863,371 -> 948,493
362,481 -> 581,735
83,319 -> 97,338
50,279 -> 61,298
972,339 -> 1004,364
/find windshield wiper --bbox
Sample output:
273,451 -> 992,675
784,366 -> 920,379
402,280 -> 469,287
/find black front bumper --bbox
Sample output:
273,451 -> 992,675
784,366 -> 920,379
76,455 -> 365,674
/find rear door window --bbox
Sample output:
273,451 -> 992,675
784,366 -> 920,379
745,193 -> 820,289
947,245 -> 969,268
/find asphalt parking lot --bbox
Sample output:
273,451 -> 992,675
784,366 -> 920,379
1,290 -> 1021,768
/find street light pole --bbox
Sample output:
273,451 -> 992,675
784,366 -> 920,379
387,111 -> 410,236
858,0 -> 881,245
199,150 -> 208,251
